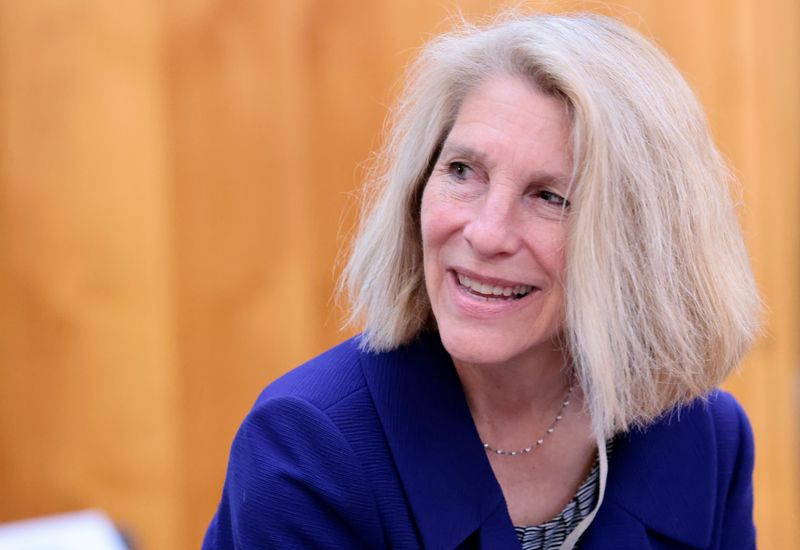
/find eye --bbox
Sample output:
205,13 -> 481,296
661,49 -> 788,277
448,161 -> 472,181
537,190 -> 570,208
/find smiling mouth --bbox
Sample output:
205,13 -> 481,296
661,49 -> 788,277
456,272 -> 534,301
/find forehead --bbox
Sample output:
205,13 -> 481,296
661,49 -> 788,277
442,74 -> 573,179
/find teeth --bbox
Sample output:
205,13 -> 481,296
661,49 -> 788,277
456,273 -> 532,298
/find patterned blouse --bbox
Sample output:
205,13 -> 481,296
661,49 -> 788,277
514,439 -> 613,550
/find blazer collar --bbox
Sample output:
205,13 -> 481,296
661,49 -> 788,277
360,332 -> 718,549
360,332 -> 519,549
583,399 -> 718,548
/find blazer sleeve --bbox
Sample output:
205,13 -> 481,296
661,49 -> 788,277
717,393 -> 757,549
202,395 -> 385,549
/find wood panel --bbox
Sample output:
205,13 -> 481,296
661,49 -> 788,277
166,2 -> 320,545
0,1 -> 181,549
0,1 -> 796,549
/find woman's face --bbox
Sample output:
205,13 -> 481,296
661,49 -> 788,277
420,74 -> 572,368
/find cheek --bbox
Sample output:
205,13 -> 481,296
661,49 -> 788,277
419,188 -> 434,246
419,189 -> 438,275
524,225 -> 568,274
547,241 -> 568,277
420,186 -> 455,251
420,186 -> 465,300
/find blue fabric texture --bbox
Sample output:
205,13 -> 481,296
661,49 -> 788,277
202,332 -> 756,549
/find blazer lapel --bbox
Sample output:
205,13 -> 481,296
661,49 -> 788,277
578,503 -> 653,549
360,332 -> 519,550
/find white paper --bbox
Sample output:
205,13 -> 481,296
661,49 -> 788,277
0,509 -> 128,550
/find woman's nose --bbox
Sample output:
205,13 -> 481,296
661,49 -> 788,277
462,190 -> 521,258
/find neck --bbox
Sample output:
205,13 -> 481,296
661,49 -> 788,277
453,342 -> 574,443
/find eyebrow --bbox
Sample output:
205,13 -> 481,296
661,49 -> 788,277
439,142 -> 572,190
438,143 -> 490,167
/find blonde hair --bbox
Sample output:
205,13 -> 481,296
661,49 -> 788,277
341,13 -> 760,437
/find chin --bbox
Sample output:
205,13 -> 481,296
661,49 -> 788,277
435,322 -> 566,369
437,327 -> 524,367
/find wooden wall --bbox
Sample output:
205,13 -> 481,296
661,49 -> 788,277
0,1 -> 797,548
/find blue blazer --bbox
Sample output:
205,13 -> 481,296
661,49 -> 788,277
203,333 -> 755,549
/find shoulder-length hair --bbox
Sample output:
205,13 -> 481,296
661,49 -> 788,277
341,13 -> 760,437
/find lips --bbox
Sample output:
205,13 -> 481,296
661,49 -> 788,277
455,271 -> 535,300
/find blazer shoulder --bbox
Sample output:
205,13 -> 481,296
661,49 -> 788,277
706,389 -> 753,440
646,389 -> 751,445
593,389 -> 755,548
256,336 -> 370,412
678,389 -> 754,460
648,388 -> 754,475
706,389 -> 755,484
203,373 -> 385,549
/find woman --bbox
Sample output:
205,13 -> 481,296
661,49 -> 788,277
204,13 -> 759,550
